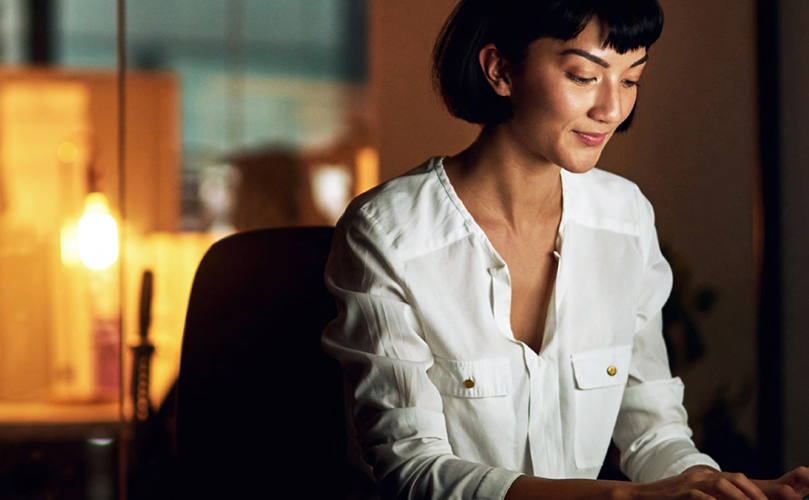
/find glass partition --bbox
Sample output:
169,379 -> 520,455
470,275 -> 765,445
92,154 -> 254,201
0,0 -> 122,497
0,1 -> 120,408
0,1 -> 370,497
119,0 -> 372,423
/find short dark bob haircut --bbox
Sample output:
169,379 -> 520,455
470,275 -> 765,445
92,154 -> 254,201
433,0 -> 664,131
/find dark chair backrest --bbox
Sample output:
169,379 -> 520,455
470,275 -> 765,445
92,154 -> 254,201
176,226 -> 354,497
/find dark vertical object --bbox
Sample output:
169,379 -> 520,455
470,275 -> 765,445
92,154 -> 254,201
128,271 -> 163,500
117,1 -> 128,498
756,0 -> 783,477
132,270 -> 155,423
342,0 -> 368,82
27,0 -> 52,64
225,0 -> 245,149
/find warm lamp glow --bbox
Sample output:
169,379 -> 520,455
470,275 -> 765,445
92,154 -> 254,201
78,193 -> 119,271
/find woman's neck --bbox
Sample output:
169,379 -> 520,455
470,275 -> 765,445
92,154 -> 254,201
445,125 -> 563,234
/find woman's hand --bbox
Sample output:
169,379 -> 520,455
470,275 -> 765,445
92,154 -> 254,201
628,466 -> 767,500
751,466 -> 809,499
627,466 -> 809,500
503,467 -> 809,500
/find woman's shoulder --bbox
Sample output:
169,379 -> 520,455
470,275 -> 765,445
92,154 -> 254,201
336,156 -> 471,258
345,157 -> 439,217
563,167 -> 655,234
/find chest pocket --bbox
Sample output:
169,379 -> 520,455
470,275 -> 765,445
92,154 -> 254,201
429,356 -> 512,398
571,345 -> 632,469
428,356 -> 517,466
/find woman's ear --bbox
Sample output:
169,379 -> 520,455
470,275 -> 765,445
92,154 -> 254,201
479,43 -> 511,97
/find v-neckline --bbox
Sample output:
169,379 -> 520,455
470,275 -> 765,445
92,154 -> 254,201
432,156 -> 569,355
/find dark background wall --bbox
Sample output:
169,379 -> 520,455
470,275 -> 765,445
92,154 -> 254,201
779,0 -> 809,472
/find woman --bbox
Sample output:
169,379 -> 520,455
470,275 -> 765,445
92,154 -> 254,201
322,1 -> 809,498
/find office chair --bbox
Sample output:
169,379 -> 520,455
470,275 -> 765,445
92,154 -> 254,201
176,226 -> 366,497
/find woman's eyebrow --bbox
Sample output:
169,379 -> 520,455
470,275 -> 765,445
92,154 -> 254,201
631,54 -> 649,67
560,49 -> 648,68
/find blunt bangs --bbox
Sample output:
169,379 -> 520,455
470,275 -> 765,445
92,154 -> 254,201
498,1 -> 663,63
546,0 -> 664,54
433,0 -> 664,125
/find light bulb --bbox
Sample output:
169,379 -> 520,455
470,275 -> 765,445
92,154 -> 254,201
78,193 -> 119,271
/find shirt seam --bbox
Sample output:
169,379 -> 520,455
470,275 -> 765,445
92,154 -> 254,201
431,156 -> 506,266
355,161 -> 480,264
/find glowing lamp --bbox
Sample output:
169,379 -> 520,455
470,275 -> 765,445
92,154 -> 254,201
78,192 -> 119,271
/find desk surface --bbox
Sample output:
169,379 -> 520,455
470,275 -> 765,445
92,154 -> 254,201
0,401 -> 119,424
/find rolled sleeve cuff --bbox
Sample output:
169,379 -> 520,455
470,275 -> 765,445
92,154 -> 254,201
622,434 -> 722,483
475,469 -> 524,500
660,452 -> 721,479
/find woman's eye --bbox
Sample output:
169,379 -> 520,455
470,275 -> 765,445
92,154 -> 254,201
622,79 -> 641,88
566,73 -> 596,85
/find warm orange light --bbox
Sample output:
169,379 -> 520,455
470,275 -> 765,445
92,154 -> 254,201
57,141 -> 79,163
78,193 -> 118,271
355,146 -> 379,195
60,219 -> 81,267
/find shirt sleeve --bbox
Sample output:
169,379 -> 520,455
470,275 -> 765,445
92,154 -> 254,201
612,189 -> 721,483
321,207 -> 522,500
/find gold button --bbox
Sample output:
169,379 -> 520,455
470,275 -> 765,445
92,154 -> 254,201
606,366 -> 617,377
463,379 -> 475,389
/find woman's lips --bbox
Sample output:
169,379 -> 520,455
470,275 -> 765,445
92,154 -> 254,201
573,131 -> 608,147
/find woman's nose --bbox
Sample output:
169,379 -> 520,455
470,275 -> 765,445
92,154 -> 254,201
588,82 -> 624,124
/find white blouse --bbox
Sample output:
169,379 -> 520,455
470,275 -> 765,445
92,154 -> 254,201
322,157 -> 719,500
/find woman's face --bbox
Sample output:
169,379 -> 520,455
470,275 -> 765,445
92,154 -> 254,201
499,20 -> 648,173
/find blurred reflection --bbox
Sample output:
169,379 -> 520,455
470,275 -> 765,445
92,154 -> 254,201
312,165 -> 353,223
197,163 -> 241,233
229,149 -> 318,230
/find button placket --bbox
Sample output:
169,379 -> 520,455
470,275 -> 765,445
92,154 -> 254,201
489,265 -> 513,338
